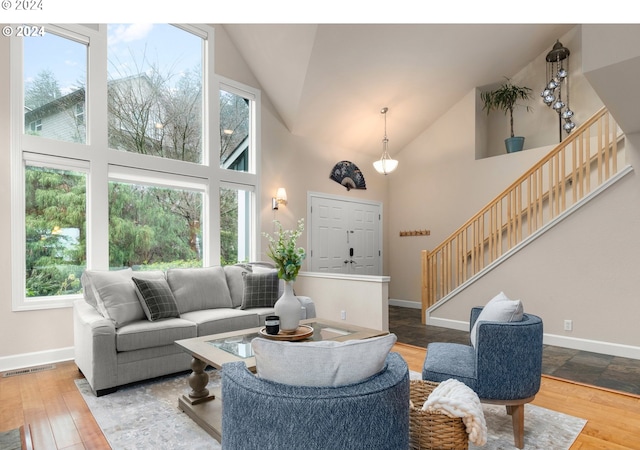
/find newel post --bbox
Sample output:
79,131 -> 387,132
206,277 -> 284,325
421,250 -> 429,325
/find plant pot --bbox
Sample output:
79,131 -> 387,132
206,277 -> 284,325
505,136 -> 525,153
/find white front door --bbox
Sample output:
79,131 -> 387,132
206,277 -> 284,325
308,193 -> 382,275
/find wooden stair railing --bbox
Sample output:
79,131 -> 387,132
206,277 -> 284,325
421,107 -> 623,322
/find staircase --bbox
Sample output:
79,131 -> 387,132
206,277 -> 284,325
421,107 -> 627,322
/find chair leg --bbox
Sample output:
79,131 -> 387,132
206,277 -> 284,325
506,404 -> 525,449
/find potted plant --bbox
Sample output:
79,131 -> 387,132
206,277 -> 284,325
481,77 -> 533,153
263,218 -> 306,332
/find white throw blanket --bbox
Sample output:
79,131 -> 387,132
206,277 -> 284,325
421,379 -> 487,446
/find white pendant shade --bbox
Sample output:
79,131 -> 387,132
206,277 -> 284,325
373,157 -> 398,175
373,107 -> 398,175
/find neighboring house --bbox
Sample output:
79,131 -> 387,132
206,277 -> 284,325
24,88 -> 85,143
23,74 -> 248,169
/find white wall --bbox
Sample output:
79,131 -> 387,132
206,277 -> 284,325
257,98 -> 389,270
428,136 -> 640,358
387,25 -> 607,306
480,26 -> 605,157
424,25 -> 640,359
295,272 -> 390,331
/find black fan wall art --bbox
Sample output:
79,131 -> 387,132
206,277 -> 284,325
329,161 -> 367,191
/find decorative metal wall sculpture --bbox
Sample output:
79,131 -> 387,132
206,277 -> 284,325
329,161 -> 366,191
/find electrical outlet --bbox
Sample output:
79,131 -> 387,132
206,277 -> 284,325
340,310 -> 346,320
564,319 -> 572,331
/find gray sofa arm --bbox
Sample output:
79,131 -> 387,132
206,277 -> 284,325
73,298 -> 118,395
297,296 -> 316,319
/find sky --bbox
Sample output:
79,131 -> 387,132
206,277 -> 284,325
23,24 -> 202,95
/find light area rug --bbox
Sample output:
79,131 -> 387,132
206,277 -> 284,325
0,428 -> 22,450
76,370 -> 586,450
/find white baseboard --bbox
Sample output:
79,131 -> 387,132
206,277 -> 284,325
426,316 -> 469,331
389,298 -> 421,309
0,347 -> 75,373
425,317 -> 640,361
544,334 -> 640,361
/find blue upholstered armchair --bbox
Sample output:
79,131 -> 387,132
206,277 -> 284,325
221,352 -> 410,450
422,307 -> 543,449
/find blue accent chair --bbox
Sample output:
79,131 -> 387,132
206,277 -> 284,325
221,352 -> 410,450
422,307 -> 543,449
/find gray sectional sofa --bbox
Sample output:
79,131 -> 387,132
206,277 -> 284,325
73,263 -> 315,396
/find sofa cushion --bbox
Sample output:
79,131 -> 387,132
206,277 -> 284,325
224,264 -> 252,308
252,333 -> 397,387
470,292 -> 524,347
116,318 -> 197,352
180,308 -> 261,336
132,277 -> 180,321
241,271 -> 280,310
166,267 -> 233,313
81,268 -> 165,328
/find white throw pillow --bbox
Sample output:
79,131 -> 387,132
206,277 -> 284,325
470,292 -> 524,348
252,333 -> 397,387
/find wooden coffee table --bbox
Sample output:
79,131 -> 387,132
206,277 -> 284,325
174,318 -> 388,441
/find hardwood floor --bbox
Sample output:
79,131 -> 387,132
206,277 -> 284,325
2,347 -> 639,449
394,343 -> 640,450
1,361 -> 109,449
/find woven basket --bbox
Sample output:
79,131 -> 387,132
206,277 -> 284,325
409,380 -> 468,450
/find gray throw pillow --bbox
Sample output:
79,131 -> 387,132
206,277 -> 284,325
81,268 -> 165,327
241,271 -> 280,309
132,277 -> 180,321
166,267 -> 233,313
252,333 -> 397,387
470,291 -> 524,348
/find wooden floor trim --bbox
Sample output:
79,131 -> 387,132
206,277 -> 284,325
541,373 -> 640,400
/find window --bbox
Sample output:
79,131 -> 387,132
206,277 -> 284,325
75,103 -> 84,126
220,88 -> 252,172
29,119 -> 42,133
24,160 -> 87,300
12,24 -> 260,310
107,24 -> 203,164
220,184 -> 254,265
108,179 -> 203,270
23,30 -> 87,144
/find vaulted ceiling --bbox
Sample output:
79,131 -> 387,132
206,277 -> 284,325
222,24 -> 575,157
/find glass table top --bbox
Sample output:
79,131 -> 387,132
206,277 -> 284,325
206,321 -> 355,359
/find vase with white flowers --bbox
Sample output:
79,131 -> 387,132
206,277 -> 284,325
264,219 -> 306,332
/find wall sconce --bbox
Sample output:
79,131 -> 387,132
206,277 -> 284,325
272,188 -> 288,210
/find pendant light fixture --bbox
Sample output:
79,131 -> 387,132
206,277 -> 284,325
373,107 -> 398,175
540,40 -> 576,142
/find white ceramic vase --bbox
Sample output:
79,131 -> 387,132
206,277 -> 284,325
274,280 -> 300,332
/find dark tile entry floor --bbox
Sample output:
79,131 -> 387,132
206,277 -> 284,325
389,305 -> 640,396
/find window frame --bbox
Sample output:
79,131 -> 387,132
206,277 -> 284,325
11,24 -> 261,311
